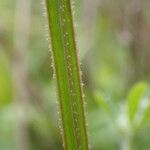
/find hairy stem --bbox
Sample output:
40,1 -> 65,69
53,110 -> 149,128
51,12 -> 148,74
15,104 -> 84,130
44,0 -> 89,149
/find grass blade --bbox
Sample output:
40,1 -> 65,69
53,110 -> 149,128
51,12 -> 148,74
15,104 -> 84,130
44,0 -> 89,149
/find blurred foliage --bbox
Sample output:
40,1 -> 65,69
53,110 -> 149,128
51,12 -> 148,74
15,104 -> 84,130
0,0 -> 150,150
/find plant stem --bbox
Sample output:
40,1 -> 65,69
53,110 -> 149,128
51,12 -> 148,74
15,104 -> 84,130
13,0 -> 31,149
121,135 -> 132,150
44,0 -> 89,149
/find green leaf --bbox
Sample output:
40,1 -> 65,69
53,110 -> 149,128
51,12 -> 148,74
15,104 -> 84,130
127,82 -> 148,122
142,106 -> 150,123
44,0 -> 89,149
138,106 -> 150,128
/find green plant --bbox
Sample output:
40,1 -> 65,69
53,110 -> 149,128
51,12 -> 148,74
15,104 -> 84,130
94,82 -> 149,150
44,0 -> 89,149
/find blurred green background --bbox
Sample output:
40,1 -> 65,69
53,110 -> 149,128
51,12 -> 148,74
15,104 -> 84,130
0,0 -> 150,149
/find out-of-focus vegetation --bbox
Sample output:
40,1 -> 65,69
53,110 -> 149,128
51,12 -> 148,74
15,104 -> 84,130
0,0 -> 150,150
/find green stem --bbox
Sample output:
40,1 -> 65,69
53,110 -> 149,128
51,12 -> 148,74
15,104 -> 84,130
121,136 -> 132,150
44,0 -> 89,149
